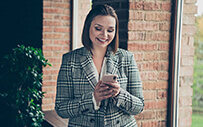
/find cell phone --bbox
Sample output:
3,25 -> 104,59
101,74 -> 117,84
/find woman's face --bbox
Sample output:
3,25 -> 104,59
89,15 -> 116,50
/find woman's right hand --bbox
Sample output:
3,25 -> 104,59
93,80 -> 113,104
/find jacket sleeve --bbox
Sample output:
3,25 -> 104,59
55,54 -> 94,118
114,54 -> 144,115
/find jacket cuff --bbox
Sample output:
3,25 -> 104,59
92,93 -> 101,110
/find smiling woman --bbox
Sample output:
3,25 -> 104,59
55,4 -> 144,127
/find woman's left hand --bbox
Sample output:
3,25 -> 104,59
105,82 -> 120,97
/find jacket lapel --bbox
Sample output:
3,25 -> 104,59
79,48 -> 98,90
105,48 -> 119,75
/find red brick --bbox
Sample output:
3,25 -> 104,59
43,51 -> 53,58
156,110 -> 167,119
144,52 -> 159,61
43,26 -> 53,32
145,32 -> 170,41
43,75 -> 52,80
54,3 -> 70,8
43,81 -> 56,86
48,58 -> 61,63
143,81 -> 168,90
44,92 -> 56,98
43,45 -> 63,51
142,120 -> 159,127
160,52 -> 169,60
63,9 -> 70,14
140,61 -> 168,71
128,22 -> 159,31
129,11 -> 143,20
129,2 -> 144,10
159,22 -> 170,31
128,32 -> 144,41
140,71 -> 158,81
158,71 -> 169,80
143,2 -> 160,10
129,43 -> 158,51
181,46 -> 195,56
43,8 -> 64,14
145,12 -> 171,21
43,33 -> 64,39
144,100 -> 167,109
43,14 -> 53,19
43,20 -> 63,26
42,86 -> 56,92
143,91 -> 156,100
43,69 -> 59,75
42,98 -> 53,104
158,61 -> 169,71
135,110 -> 156,120
42,104 -> 55,111
158,90 -> 167,99
43,39 -> 53,45
54,40 -> 70,45
43,1 -> 53,7
161,2 -> 171,11
54,27 -> 70,33
133,52 -> 144,61
159,43 -> 169,51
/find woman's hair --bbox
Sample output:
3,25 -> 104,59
82,4 -> 119,53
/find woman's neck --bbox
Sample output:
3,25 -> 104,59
91,47 -> 107,58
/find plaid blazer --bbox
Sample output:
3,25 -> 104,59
55,47 -> 144,127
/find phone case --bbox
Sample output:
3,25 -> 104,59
101,74 -> 117,84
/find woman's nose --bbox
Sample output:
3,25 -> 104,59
102,30 -> 108,37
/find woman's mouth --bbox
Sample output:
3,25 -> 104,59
97,38 -> 108,43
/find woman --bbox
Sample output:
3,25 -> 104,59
55,4 -> 144,127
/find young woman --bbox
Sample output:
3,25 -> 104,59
55,4 -> 144,127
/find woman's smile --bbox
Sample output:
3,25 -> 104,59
89,15 -> 116,50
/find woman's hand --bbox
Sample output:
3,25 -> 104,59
105,81 -> 120,97
93,80 -> 113,104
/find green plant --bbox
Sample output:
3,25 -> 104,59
0,45 -> 51,127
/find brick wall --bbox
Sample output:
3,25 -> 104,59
42,0 -> 91,111
42,0 -> 71,111
179,0 -> 197,127
128,1 -> 171,126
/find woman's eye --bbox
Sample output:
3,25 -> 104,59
95,27 -> 102,31
108,29 -> 114,32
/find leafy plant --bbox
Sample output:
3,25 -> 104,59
0,45 -> 51,127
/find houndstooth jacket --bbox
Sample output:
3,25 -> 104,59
55,47 -> 144,127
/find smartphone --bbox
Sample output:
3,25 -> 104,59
101,74 -> 117,84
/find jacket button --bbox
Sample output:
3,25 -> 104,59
116,120 -> 120,124
90,118 -> 95,123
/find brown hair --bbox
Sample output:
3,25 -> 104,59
82,4 -> 119,53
